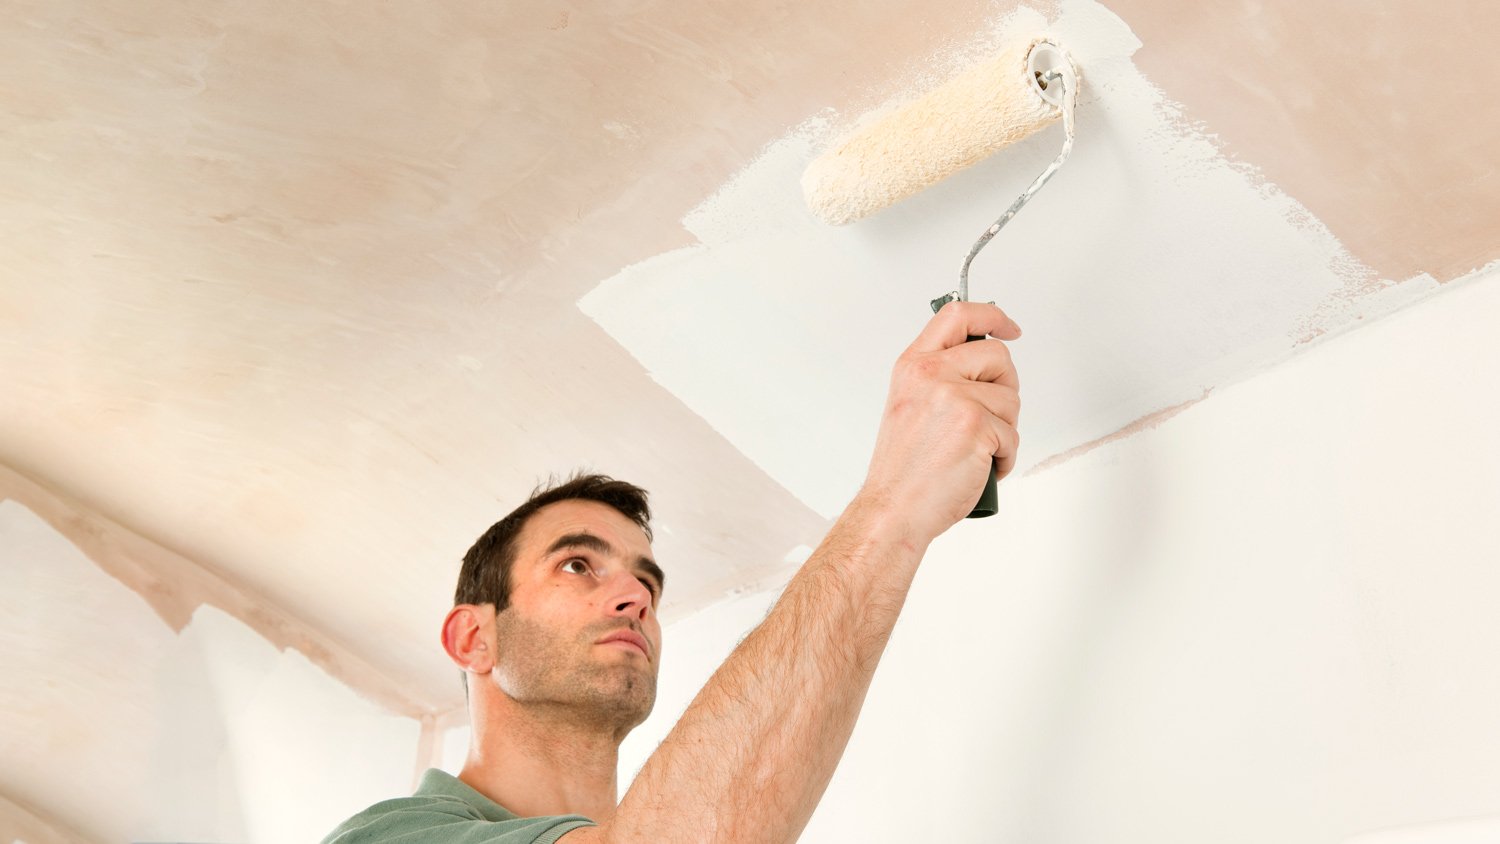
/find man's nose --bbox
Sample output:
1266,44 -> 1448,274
603,569 -> 652,620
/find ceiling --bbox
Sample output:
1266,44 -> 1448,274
3,0 -> 1496,740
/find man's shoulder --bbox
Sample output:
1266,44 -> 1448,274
319,790 -> 483,843
321,795 -> 593,843
321,772 -> 595,844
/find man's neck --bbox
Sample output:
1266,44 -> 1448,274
458,698 -> 622,822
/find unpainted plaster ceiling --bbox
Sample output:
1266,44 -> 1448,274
2,0 -> 1497,753
1109,0 -> 1500,284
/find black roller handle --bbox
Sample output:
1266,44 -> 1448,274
931,292 -> 999,519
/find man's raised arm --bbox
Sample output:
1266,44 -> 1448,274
569,300 -> 1023,844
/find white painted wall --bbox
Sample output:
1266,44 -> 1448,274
621,266 -> 1500,842
0,502 -> 421,843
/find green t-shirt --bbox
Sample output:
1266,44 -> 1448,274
322,768 -> 596,844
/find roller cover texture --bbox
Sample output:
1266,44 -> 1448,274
802,38 -> 1058,225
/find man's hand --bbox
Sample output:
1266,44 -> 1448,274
857,300 -> 1023,546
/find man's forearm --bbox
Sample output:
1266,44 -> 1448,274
597,496 -> 927,843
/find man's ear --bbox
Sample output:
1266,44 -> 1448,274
442,604 -> 496,675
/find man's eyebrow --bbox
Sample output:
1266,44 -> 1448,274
544,532 -> 666,595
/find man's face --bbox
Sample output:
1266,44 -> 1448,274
487,499 -> 664,735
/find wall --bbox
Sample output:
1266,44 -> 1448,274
0,499 -> 422,843
620,265 -> 1500,842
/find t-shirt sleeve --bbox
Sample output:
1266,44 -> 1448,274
322,796 -> 595,844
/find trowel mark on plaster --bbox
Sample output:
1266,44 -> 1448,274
0,463 -> 440,719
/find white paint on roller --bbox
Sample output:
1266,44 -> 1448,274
802,37 -> 1059,225
580,0 -> 1440,518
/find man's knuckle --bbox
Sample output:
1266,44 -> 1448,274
988,340 -> 1014,367
932,380 -> 962,402
909,354 -> 943,379
959,409 -> 989,439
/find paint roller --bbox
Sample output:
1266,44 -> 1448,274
802,37 -> 1081,518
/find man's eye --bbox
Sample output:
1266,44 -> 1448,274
561,558 -> 590,575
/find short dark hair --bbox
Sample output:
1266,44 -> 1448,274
454,471 -> 654,613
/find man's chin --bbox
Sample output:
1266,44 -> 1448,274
570,671 -> 655,728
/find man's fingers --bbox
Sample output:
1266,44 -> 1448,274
996,442 -> 1018,481
959,381 -> 1020,480
987,421 -> 1020,482
942,336 -> 1020,392
908,300 -> 1022,354
860,300 -> 1026,541
965,381 -> 1020,427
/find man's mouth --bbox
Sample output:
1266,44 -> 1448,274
595,629 -> 649,658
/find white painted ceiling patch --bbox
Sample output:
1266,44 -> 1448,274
580,0 -> 1432,518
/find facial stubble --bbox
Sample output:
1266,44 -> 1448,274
491,609 -> 657,734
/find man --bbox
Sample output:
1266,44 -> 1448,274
324,301 -> 1023,843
